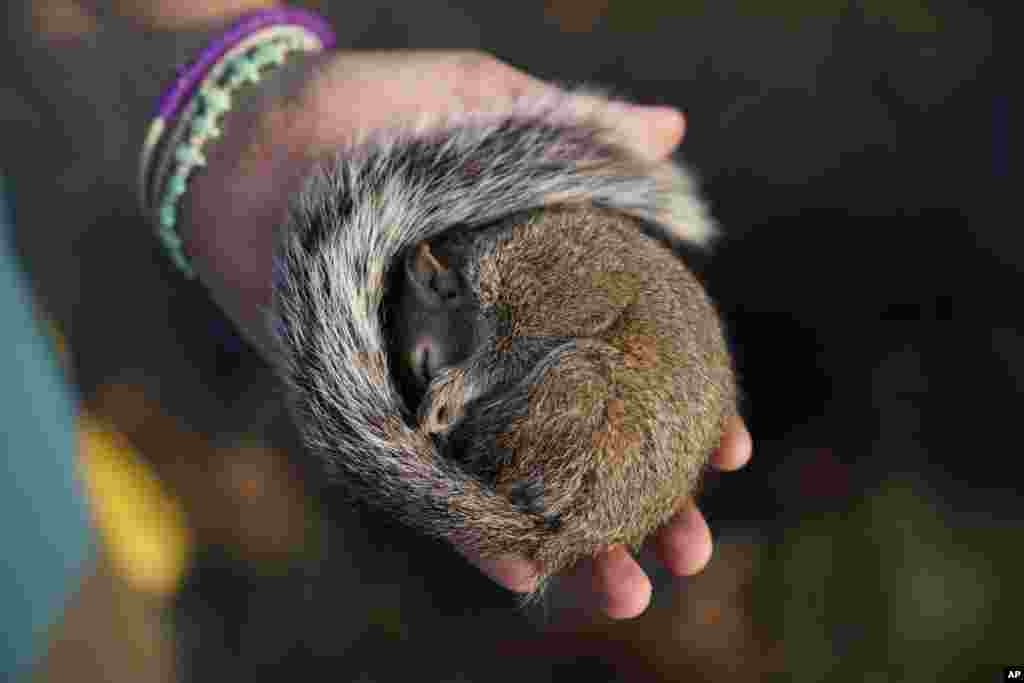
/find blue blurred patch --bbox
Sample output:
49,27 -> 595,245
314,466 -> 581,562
0,175 -> 91,679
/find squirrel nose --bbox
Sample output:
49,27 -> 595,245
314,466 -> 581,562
413,338 -> 440,387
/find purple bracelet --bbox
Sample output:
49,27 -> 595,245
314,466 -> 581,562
139,7 -> 336,275
153,7 -> 335,124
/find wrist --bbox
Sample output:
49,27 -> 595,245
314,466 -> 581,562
141,9 -> 334,275
179,51 -> 328,354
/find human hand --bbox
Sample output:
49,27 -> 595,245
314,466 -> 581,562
181,50 -> 749,620
182,50 -> 686,353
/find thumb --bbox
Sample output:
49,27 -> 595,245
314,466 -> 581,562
614,104 -> 687,161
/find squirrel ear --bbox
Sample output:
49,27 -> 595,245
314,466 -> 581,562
411,241 -> 447,277
407,241 -> 464,305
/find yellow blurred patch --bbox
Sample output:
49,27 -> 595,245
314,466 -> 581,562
44,316 -> 190,596
76,412 -> 192,596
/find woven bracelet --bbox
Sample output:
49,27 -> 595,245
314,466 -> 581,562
138,7 -> 336,278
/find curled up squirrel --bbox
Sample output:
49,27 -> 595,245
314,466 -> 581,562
269,89 -> 739,603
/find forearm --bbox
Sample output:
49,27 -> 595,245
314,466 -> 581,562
2,1 -> 330,361
3,2 -> 275,201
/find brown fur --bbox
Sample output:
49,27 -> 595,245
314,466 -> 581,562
417,207 -> 736,589
270,93 -> 737,602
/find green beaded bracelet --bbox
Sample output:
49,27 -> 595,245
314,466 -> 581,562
140,19 -> 332,278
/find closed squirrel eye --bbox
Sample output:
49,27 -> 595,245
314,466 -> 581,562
416,347 -> 430,386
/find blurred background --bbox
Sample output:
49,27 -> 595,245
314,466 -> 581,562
0,0 -> 1011,681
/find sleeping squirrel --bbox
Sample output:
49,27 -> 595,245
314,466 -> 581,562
270,89 -> 738,603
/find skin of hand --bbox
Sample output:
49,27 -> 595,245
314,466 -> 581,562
180,49 -> 753,619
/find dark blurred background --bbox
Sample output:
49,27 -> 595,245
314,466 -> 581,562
1,0 -> 1012,681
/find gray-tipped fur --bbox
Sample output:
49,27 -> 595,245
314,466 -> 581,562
269,90 -> 730,603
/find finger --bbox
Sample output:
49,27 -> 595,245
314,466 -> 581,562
484,64 -> 688,163
562,546 -> 652,620
568,94 -> 687,162
652,500 -> 713,576
710,414 -> 752,472
593,546 -> 652,619
459,551 -> 540,594
614,105 -> 687,161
